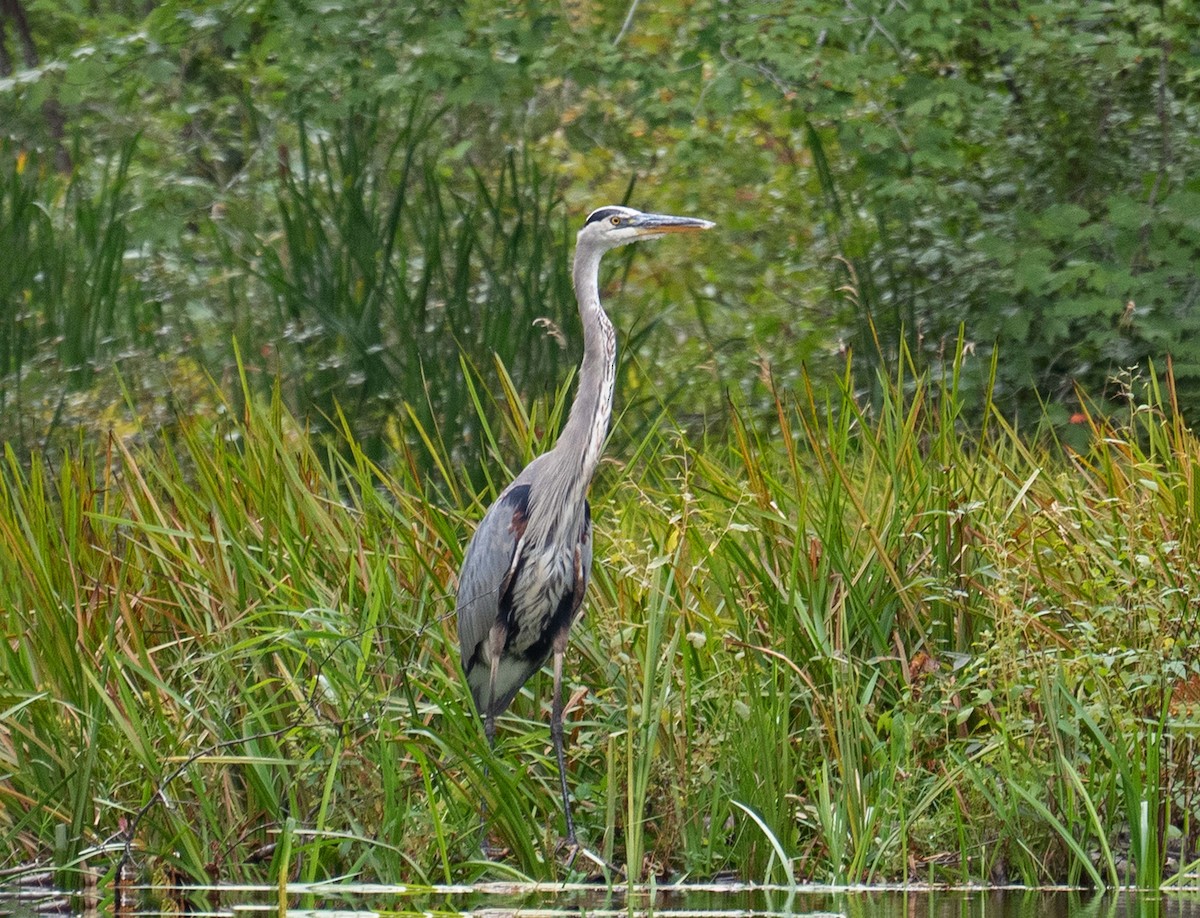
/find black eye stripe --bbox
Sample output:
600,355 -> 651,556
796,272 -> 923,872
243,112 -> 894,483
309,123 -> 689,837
584,207 -> 625,226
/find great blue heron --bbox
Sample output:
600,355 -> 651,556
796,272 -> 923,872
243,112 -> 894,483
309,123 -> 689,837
456,204 -> 714,847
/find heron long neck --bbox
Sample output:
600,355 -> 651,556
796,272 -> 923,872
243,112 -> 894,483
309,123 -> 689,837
551,243 -> 616,500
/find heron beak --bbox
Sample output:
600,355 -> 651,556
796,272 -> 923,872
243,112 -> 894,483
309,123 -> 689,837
630,213 -> 716,237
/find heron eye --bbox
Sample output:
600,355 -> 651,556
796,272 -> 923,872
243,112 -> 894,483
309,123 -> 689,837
610,216 -> 621,226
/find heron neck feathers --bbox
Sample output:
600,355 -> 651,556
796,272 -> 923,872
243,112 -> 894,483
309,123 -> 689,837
529,242 -> 616,529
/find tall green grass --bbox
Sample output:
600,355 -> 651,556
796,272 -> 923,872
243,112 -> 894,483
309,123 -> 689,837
212,102 -> 580,469
1,348 -> 1198,896
0,109 -> 593,478
0,142 -> 155,417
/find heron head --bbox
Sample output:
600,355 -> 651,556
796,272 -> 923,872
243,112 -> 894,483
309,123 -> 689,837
578,205 -> 714,253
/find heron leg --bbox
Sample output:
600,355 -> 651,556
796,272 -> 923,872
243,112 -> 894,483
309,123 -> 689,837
552,639 -> 617,879
550,642 -> 575,844
552,546 -> 590,846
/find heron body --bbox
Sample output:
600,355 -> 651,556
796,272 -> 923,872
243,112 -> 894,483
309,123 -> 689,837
455,205 -> 713,845
458,469 -> 594,716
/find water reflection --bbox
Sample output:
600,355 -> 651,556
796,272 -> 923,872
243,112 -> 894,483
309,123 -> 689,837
748,888 -> 1200,918
2,882 -> 1200,918
647,887 -> 1200,918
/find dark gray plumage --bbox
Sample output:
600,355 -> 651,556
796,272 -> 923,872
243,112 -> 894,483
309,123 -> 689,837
455,204 -> 714,845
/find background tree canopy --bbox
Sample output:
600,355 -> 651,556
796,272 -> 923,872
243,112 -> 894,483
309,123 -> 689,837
2,0 -> 1200,456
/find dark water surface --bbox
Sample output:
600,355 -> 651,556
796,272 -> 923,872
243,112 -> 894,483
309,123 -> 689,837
3,882 -> 1200,917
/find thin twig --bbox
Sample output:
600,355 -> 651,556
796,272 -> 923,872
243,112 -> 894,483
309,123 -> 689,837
613,0 -> 640,46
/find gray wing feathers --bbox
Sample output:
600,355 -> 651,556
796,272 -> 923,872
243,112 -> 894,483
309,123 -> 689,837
575,505 -> 593,626
455,495 -> 521,671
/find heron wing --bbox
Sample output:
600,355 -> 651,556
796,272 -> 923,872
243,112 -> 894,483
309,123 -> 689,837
455,481 -> 531,682
575,500 -> 593,626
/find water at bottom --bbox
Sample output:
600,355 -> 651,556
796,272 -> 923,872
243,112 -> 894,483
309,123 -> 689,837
3,881 -> 1200,918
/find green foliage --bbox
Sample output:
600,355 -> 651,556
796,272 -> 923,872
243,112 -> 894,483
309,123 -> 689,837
6,0 -> 1200,447
0,140 -> 162,415
719,0 -> 1200,420
211,101 -> 580,467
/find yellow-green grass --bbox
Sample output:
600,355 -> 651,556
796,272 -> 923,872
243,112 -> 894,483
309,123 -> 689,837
1,353 -> 1198,897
